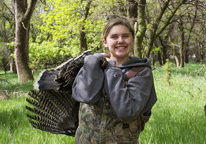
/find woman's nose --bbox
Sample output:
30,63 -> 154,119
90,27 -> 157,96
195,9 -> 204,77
118,37 -> 124,43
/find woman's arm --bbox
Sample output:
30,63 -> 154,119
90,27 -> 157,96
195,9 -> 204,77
104,66 -> 157,122
72,53 -> 105,104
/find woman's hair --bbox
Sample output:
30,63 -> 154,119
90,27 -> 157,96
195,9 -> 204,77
103,18 -> 135,40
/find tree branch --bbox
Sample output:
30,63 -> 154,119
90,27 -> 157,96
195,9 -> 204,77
24,0 -> 37,22
3,2 -> 14,16
155,0 -> 171,27
185,0 -> 198,46
39,0 -> 46,5
155,0 -> 187,38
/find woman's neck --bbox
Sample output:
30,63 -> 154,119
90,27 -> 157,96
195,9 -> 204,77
110,56 -> 130,67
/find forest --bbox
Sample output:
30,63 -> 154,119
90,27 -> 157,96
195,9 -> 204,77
0,0 -> 206,144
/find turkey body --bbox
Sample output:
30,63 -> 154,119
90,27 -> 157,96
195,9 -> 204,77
26,50 -> 94,136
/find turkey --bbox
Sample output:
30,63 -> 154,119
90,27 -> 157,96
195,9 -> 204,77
26,50 -> 107,136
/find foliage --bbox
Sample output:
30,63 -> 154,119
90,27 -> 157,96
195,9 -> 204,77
27,0 -> 129,70
29,41 -> 73,70
1,0 -> 206,76
0,0 -> 15,43
39,0 -> 107,53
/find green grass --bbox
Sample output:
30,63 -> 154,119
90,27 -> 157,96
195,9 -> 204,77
139,63 -> 206,144
0,70 -> 75,144
0,97 -> 75,144
0,62 -> 206,144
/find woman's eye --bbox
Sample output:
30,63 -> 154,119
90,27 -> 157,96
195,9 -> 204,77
123,35 -> 129,38
111,35 -> 118,38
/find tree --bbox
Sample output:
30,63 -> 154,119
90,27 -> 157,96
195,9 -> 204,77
145,0 -> 187,58
27,0 -> 206,69
0,1 -> 16,73
14,0 -> 37,83
80,0 -> 93,52
135,0 -> 146,59
127,0 -> 146,59
178,19 -> 184,67
127,0 -> 137,27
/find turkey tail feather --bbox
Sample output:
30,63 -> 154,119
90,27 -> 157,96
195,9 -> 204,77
26,89 -> 79,136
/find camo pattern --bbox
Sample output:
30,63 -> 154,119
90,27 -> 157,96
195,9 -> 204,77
75,90 -> 150,144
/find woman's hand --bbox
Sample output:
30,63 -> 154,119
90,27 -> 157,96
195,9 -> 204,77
101,53 -> 110,61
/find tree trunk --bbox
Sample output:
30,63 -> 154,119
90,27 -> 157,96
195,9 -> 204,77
127,0 -> 137,28
10,57 -> 17,73
154,39 -> 162,65
80,27 -> 87,52
179,19 -> 184,67
162,46 -> 167,65
195,47 -> 200,63
200,45 -> 205,60
14,0 -> 37,83
158,36 -> 167,64
184,49 -> 188,63
157,51 -> 162,66
80,0 -> 93,52
185,0 -> 198,64
133,0 -> 146,59
173,44 -> 180,67
151,52 -> 155,66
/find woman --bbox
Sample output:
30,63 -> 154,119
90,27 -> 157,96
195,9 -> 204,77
72,18 -> 157,144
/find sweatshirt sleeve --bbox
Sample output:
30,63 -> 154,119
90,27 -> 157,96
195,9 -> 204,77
72,53 -> 104,104
104,66 -> 157,122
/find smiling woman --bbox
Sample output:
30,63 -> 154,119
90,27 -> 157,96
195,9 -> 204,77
102,19 -> 135,67
72,18 -> 157,144
103,25 -> 134,67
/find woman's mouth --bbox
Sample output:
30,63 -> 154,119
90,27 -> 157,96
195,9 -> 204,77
115,46 -> 127,50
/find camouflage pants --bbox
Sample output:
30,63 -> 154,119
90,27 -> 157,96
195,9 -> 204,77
74,95 -> 150,144
75,114 -> 149,144
75,127 -> 139,144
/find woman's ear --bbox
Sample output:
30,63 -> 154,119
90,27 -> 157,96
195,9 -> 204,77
102,39 -> 108,47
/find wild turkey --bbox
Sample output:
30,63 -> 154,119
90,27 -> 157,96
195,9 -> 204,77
26,50 -> 107,136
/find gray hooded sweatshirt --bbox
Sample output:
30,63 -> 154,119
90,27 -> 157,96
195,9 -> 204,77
72,53 -> 157,122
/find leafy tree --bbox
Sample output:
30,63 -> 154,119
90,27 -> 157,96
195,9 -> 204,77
38,0 -> 120,55
0,0 -> 16,72
145,0 -> 188,58
28,0 -> 206,71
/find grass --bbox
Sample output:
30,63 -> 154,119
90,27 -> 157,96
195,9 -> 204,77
0,70 -> 75,144
139,63 -> 206,144
0,62 -> 206,144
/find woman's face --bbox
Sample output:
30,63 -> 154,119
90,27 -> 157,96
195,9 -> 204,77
103,25 -> 134,60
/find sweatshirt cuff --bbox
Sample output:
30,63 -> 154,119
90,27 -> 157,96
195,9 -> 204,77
93,53 -> 104,60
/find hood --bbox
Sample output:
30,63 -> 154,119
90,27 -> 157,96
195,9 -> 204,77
118,57 -> 152,69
